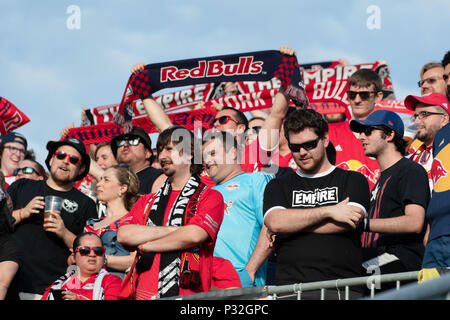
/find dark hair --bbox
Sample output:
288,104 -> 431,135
349,69 -> 382,92
379,127 -> 407,154
222,106 -> 249,131
110,165 -> 140,211
283,109 -> 329,142
442,51 -> 450,69
72,232 -> 103,252
156,126 -> 203,175
202,130 -> 240,162
27,159 -> 48,180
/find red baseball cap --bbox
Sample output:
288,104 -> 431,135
404,92 -> 450,114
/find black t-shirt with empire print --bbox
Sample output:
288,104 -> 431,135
263,167 -> 370,285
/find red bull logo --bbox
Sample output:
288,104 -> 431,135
431,144 -> 450,192
160,56 -> 264,83
338,159 -> 380,185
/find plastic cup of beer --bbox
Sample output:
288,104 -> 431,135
44,196 -> 63,229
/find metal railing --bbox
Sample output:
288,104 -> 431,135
162,271 -> 420,300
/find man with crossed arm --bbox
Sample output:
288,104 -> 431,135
247,109 -> 370,300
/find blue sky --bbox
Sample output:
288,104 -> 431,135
0,0 -> 448,164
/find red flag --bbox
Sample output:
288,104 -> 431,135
0,97 -> 30,135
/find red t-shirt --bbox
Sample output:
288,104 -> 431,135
121,186 -> 224,300
41,272 -> 122,300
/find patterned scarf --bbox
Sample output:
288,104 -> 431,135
115,50 -> 309,132
135,174 -> 206,298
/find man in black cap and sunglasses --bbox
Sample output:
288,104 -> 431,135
6,138 -> 97,300
250,109 -> 370,299
350,110 -> 430,291
110,126 -> 163,194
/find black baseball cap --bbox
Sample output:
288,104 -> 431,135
0,132 -> 28,150
45,138 -> 91,181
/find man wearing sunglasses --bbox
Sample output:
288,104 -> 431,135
404,93 -> 450,191
350,110 -> 430,291
418,62 -> 447,96
327,69 -> 384,191
7,138 -> 97,300
110,126 -> 163,195
250,109 -> 370,299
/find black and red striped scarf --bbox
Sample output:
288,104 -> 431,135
135,174 -> 206,298
115,50 -> 309,132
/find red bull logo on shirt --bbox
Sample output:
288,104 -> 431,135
431,144 -> 450,193
337,159 -> 379,186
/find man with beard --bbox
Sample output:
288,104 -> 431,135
7,138 -> 97,299
350,110 -> 430,289
250,109 -> 370,299
110,126 -> 164,194
118,126 -> 224,299
404,93 -> 450,191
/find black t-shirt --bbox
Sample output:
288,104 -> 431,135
362,157 -> 430,269
136,166 -> 163,195
263,167 -> 370,285
7,179 -> 97,294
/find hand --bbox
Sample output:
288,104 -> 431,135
22,196 -> 45,219
62,290 -> 79,300
131,62 -> 146,74
59,123 -> 74,140
43,213 -> 67,237
328,197 -> 364,229
279,46 -> 297,57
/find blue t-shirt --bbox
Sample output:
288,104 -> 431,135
427,123 -> 450,241
213,172 -> 272,287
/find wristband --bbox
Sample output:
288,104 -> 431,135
18,209 -> 23,221
363,216 -> 370,232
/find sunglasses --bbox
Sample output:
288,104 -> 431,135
54,151 -> 81,165
116,137 -> 141,147
288,137 -> 321,152
411,111 -> 445,121
75,246 -> 105,256
360,125 -> 388,136
346,90 -> 378,100
417,75 -> 448,87
211,115 -> 239,126
13,166 -> 38,176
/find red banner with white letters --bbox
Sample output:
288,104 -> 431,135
0,97 -> 30,135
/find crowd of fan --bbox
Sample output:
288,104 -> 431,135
0,48 -> 449,300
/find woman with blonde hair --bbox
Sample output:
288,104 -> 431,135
83,165 -> 140,278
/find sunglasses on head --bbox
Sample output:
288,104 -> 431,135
75,246 -> 105,256
288,137 -> 321,152
211,115 -> 239,126
13,166 -> 38,176
116,137 -> 141,147
346,90 -> 378,100
54,151 -> 81,165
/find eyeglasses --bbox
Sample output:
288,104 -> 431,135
75,246 -> 105,256
4,145 -> 26,155
13,166 -> 38,176
116,137 -> 141,147
249,126 -> 262,134
411,111 -> 445,121
346,90 -> 378,100
418,75 -> 448,87
360,125 -> 388,136
288,137 -> 321,152
54,151 -> 81,165
211,115 -> 239,127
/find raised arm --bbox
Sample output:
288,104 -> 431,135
130,63 -> 173,133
